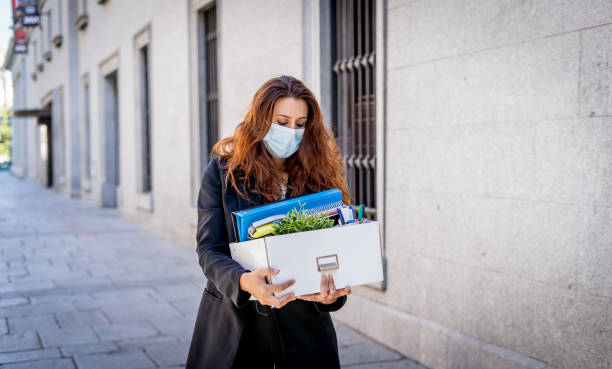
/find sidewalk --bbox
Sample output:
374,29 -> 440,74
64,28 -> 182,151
0,171 -> 422,369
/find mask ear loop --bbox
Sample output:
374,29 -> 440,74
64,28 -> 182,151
255,300 -> 269,316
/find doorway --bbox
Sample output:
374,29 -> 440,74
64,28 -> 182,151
101,70 -> 120,207
38,107 -> 53,188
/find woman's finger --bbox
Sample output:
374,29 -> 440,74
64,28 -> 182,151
270,292 -> 295,308
295,293 -> 321,301
328,274 -> 336,296
320,274 -> 329,298
333,286 -> 350,296
269,279 -> 295,293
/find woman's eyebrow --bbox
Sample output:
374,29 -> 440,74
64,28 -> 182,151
278,114 -> 307,120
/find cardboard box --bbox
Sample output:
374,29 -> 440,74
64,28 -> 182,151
229,219 -> 384,297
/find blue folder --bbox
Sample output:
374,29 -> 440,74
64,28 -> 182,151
231,189 -> 343,242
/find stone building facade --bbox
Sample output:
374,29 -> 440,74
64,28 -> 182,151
4,1 -> 611,368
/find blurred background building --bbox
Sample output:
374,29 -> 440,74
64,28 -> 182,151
3,1 -> 611,368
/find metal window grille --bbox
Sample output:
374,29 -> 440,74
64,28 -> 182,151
331,0 -> 377,219
198,3 -> 218,178
140,44 -> 152,193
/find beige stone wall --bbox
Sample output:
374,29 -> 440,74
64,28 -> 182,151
332,1 -> 612,369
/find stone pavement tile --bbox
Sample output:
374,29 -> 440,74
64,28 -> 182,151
169,296 -> 200,316
335,321 -> 369,347
0,298 -> 75,318
8,314 -> 60,332
0,348 -> 61,364
115,335 -> 180,350
74,349 -> 156,369
345,359 -> 430,369
149,315 -> 196,342
93,323 -> 159,341
99,299 -> 182,323
151,283 -> 201,302
55,310 -> 110,329
339,341 -> 404,367
1,279 -> 56,295
52,276 -> 112,289
39,326 -> 99,347
0,297 -> 29,308
90,287 -> 157,301
0,268 -> 28,278
0,357 -> 77,369
0,332 -> 40,353
144,341 -> 190,367
60,341 -> 120,357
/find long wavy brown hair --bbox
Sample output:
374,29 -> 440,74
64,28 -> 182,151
212,75 -> 350,205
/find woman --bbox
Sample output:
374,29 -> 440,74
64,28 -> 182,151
185,75 -> 352,369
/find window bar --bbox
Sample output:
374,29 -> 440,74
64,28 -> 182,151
356,0 -> 363,214
348,0 -> 356,208
364,0 -> 373,218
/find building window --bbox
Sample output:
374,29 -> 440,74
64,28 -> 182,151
134,26 -> 153,207
53,0 -> 63,47
42,8 -> 52,61
83,80 -> 92,183
76,0 -> 89,30
197,3 -> 218,179
138,43 -> 152,193
331,0 -> 377,220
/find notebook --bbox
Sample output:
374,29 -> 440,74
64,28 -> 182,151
231,189 -> 343,242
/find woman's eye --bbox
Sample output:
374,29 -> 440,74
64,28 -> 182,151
297,124 -> 305,128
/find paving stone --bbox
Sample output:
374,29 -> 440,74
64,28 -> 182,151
93,323 -> 159,341
0,268 -> 29,278
39,327 -> 99,347
8,314 -> 60,333
0,348 -> 61,364
339,341 -> 404,367
115,335 -> 180,350
145,341 -> 190,367
0,300 -> 76,318
149,315 -> 196,341
59,341 -> 120,357
74,349 -> 156,369
335,321 -> 369,347
55,310 -> 110,329
0,297 -> 29,308
0,358 -> 77,369
346,360 -> 430,369
0,332 -> 41,353
99,299 -> 183,323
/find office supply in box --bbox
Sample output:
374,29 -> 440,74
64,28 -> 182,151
231,189 -> 343,242
229,219 -> 384,298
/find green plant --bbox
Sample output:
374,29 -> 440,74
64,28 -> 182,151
271,201 -> 335,236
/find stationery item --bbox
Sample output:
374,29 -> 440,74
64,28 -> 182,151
337,205 -> 354,225
357,205 -> 364,220
232,189 -> 343,242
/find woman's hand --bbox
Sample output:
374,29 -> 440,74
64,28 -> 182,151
295,274 -> 351,304
239,268 -> 296,309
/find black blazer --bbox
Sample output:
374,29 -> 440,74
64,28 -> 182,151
185,155 -> 348,369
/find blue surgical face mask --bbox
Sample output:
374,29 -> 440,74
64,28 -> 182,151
263,122 -> 305,159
